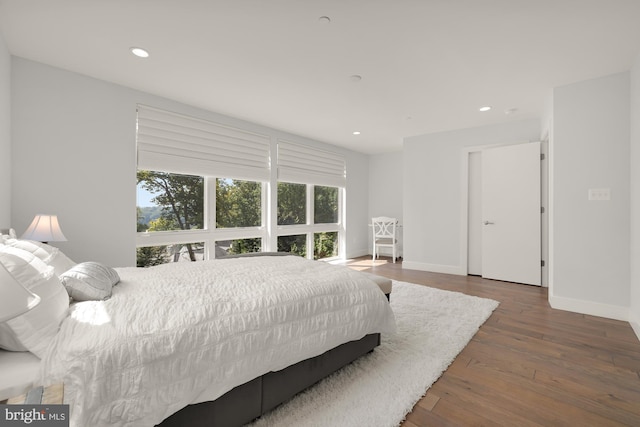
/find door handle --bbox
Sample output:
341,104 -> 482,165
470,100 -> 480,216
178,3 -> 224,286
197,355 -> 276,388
483,221 -> 495,225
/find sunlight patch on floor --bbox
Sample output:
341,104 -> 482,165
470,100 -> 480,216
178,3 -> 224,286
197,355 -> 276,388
331,258 -> 391,270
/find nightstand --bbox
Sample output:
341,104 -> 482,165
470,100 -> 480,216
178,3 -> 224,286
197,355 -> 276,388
1,383 -> 64,405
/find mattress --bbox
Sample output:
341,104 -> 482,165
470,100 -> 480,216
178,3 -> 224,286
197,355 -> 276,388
37,255 -> 396,427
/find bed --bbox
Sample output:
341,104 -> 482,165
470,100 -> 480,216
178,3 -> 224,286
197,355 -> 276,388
0,239 -> 395,427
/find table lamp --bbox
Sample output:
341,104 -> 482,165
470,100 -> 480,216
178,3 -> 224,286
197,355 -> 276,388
21,214 -> 67,244
0,264 -> 41,322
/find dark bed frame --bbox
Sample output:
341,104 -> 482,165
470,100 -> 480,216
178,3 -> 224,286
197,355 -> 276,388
158,333 -> 381,427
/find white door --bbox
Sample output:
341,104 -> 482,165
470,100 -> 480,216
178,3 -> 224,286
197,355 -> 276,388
481,142 -> 541,286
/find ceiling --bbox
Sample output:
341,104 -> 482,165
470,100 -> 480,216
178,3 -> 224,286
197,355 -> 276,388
1,0 -> 640,154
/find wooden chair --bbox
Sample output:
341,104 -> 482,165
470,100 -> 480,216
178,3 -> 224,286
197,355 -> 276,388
371,216 -> 398,263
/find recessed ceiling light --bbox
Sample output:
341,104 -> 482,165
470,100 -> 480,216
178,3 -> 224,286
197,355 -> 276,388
130,47 -> 150,58
349,75 -> 362,82
353,131 -> 361,135
479,106 -> 491,112
504,108 -> 518,115
318,16 -> 331,24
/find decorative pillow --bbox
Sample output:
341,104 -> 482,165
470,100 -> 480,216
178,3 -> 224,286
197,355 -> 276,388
59,262 -> 120,301
1,238 -> 76,277
0,246 -> 69,358
0,228 -> 17,239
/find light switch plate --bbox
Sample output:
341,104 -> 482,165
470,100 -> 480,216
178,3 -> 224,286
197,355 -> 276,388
588,188 -> 610,201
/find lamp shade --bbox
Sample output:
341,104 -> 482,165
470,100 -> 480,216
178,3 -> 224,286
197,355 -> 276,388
21,215 -> 67,242
0,263 -> 41,322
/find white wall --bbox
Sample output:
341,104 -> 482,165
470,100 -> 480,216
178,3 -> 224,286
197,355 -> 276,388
368,151 -> 403,256
402,120 -> 540,273
0,31 -> 10,228
551,72 -> 631,320
11,57 -> 370,267
345,152 -> 371,258
630,53 -> 640,337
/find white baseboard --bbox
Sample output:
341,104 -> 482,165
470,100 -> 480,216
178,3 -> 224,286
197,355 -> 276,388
402,261 -> 465,276
369,248 -> 403,258
548,294 -> 629,322
346,248 -> 370,259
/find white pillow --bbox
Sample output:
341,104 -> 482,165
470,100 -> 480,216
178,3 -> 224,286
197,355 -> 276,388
1,238 -> 76,277
0,246 -> 69,358
0,228 -> 17,239
59,262 -> 120,301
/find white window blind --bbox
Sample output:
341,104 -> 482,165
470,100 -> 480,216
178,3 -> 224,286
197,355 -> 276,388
137,105 -> 271,181
277,139 -> 346,187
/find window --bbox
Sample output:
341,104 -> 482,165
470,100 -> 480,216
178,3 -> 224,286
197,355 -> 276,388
276,182 -> 342,260
136,106 -> 346,266
215,238 -> 262,258
136,171 -> 265,266
137,171 -> 204,232
275,139 -> 344,260
314,186 -> 339,224
216,179 -> 261,228
136,242 -> 205,267
314,232 -> 338,260
136,245 -> 167,267
277,234 -> 306,257
277,182 -> 306,225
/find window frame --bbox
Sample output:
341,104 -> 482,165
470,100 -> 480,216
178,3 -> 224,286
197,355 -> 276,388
136,175 -> 268,261
275,182 -> 343,261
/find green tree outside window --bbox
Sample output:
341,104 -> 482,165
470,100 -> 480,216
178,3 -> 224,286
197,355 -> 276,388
137,171 -> 204,265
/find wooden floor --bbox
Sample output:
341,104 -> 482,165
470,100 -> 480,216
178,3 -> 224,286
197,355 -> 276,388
343,257 -> 640,427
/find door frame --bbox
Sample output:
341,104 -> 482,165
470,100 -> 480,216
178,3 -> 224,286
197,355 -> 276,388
459,141 -> 547,285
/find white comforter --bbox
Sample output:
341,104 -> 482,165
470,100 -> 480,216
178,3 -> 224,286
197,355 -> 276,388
38,256 -> 395,427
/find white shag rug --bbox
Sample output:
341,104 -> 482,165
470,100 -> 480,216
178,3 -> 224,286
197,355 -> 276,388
249,280 -> 499,427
